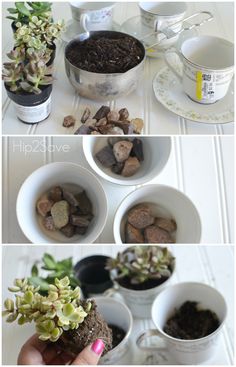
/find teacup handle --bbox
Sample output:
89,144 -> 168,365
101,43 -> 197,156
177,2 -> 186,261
80,13 -> 89,32
103,285 -> 124,302
164,49 -> 183,82
136,329 -> 167,352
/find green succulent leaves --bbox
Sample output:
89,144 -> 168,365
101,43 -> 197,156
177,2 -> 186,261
2,276 -> 91,343
106,246 -> 175,285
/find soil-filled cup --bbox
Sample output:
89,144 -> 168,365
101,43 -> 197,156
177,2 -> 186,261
74,255 -> 113,297
94,297 -> 133,365
16,162 -> 108,243
83,136 -> 171,185
69,2 -> 116,32
165,35 -> 234,104
113,184 -> 201,244
137,282 -> 227,364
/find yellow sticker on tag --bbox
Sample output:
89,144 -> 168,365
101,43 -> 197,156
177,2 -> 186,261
196,71 -> 202,100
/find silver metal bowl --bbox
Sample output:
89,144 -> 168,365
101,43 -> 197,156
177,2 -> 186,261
64,31 -> 146,101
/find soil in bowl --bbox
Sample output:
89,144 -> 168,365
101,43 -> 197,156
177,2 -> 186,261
109,324 -> 126,348
36,183 -> 94,241
66,33 -> 144,73
164,301 -> 220,340
117,275 -> 170,291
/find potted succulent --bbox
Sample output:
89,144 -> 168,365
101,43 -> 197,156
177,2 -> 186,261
2,276 -> 113,356
2,46 -> 53,123
106,246 -> 175,318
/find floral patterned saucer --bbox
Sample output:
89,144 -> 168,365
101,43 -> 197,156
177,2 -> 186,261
153,67 -> 234,124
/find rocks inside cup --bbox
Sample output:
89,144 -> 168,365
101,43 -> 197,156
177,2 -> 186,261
95,138 -> 144,177
124,203 -> 177,243
36,184 -> 94,239
164,301 -> 220,340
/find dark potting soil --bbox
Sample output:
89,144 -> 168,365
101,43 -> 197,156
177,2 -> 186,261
118,275 -> 169,291
164,301 -> 220,340
57,300 -> 112,356
108,324 -> 126,349
66,36 -> 144,73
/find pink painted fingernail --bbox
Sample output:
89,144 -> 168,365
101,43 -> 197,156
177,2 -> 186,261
91,339 -> 105,355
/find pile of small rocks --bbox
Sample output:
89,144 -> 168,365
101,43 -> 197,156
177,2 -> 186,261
62,105 -> 144,135
36,186 -> 93,238
125,204 -> 176,243
95,137 -> 144,177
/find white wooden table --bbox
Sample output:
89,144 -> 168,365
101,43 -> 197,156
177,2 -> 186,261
2,2 -> 234,135
2,245 -> 234,365
2,136 -> 234,244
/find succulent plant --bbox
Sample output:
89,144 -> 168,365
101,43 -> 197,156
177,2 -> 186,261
7,2 -> 52,25
29,253 -> 80,294
3,46 -> 53,94
3,276 -> 92,342
106,246 -> 175,284
14,17 -> 65,48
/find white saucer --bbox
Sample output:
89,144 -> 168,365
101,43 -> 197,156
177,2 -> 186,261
153,67 -> 234,124
121,16 -> 198,58
61,19 -> 120,43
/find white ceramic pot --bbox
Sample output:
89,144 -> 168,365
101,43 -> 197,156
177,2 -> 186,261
113,184 -> 201,244
94,297 -> 133,365
137,282 -> 227,364
139,2 -> 187,46
69,2 -> 116,31
165,35 -> 234,104
82,136 -> 171,186
16,162 -> 108,243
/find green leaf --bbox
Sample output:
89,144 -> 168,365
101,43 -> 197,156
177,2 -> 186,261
63,303 -> 74,317
7,8 -> 18,14
28,276 -> 50,291
4,299 -> 14,312
6,16 -> 17,20
15,2 -> 31,17
31,264 -> 38,277
43,253 -> 57,270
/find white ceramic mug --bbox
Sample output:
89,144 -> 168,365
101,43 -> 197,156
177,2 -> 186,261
137,282 -> 227,364
94,297 -> 133,365
139,2 -> 187,46
69,2 -> 115,31
165,35 -> 234,104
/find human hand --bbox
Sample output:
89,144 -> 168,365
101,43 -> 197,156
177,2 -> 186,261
17,334 -> 105,365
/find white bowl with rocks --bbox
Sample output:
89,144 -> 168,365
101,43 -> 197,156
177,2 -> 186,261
83,136 -> 171,185
16,162 -> 108,243
113,184 -> 201,243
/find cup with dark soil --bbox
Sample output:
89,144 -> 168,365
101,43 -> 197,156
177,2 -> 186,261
136,282 -> 227,364
64,31 -> 145,100
74,255 -> 113,297
95,297 -> 133,365
106,246 -> 175,318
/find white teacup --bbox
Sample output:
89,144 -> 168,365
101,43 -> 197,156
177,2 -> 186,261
165,35 -> 234,104
137,282 -> 227,364
70,2 -> 116,31
95,297 -> 133,365
139,2 -> 187,46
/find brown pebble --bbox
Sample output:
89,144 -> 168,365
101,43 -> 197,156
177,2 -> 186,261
107,126 -> 125,135
60,223 -> 75,238
113,140 -> 133,162
74,125 -> 91,135
96,146 -> 116,167
144,225 -> 174,243
63,115 -> 76,127
119,108 -> 129,121
107,110 -> 120,122
49,186 -> 63,202
63,190 -> 79,207
131,138 -> 144,161
81,107 -> 91,124
111,162 -> 124,174
51,200 -> 69,229
125,222 -> 144,243
155,218 -> 177,233
93,106 -> 110,120
75,226 -> 87,235
84,118 -> 97,127
121,156 -> 141,177
98,124 -> 114,135
96,117 -> 108,127
128,204 -> 154,229
113,121 -> 134,135
71,215 -> 90,227
43,216 -> 55,231
131,118 -> 144,134
36,196 -> 53,217
75,191 -> 93,215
